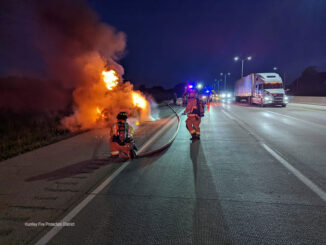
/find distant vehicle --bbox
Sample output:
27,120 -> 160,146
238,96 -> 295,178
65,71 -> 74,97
219,91 -> 233,102
234,73 -> 288,107
199,94 -> 209,104
211,93 -> 219,102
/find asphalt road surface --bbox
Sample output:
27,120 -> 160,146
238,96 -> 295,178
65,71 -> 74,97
39,103 -> 326,244
0,105 -> 181,244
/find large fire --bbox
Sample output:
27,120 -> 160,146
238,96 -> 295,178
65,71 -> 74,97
79,68 -> 150,130
102,70 -> 119,90
62,66 -> 150,131
132,91 -> 147,109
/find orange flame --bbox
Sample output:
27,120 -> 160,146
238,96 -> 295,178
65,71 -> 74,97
96,107 -> 106,119
96,107 -> 101,114
132,91 -> 147,109
63,67 -> 151,131
102,70 -> 119,90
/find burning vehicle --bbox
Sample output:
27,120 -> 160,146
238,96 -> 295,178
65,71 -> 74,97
68,67 -> 150,131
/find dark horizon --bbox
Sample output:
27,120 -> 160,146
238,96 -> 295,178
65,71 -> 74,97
1,0 -> 326,89
89,0 -> 326,88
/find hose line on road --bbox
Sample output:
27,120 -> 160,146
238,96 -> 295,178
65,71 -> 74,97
136,104 -> 181,158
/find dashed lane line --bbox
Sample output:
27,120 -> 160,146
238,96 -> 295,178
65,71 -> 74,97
222,109 -> 326,203
262,143 -> 326,202
266,110 -> 326,129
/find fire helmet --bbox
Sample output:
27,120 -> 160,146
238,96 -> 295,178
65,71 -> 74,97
117,112 -> 128,120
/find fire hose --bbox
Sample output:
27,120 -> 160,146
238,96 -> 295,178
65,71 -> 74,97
136,104 -> 181,158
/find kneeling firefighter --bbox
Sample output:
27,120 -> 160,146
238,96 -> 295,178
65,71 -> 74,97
184,88 -> 204,140
110,112 -> 137,159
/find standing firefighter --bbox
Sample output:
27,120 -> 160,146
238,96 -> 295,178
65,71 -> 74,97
110,112 -> 137,159
184,89 -> 204,140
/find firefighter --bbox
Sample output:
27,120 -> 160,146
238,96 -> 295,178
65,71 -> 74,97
110,112 -> 137,159
184,88 -> 204,140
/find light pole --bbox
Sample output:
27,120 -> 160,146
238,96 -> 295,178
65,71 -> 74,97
214,78 -> 222,92
218,79 -> 222,92
220,72 -> 231,90
234,56 -> 252,77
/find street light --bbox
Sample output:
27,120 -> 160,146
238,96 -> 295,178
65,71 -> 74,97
220,72 -> 231,90
234,56 -> 252,77
273,66 -> 278,71
196,83 -> 203,89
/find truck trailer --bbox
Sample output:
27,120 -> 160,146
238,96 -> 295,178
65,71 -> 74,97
234,73 -> 288,107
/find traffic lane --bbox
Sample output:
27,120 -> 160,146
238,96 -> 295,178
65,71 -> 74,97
224,103 -> 326,188
267,103 -> 326,127
0,106 -> 180,245
0,129 -> 125,245
49,103 -> 326,244
233,101 -> 326,127
289,103 -> 326,112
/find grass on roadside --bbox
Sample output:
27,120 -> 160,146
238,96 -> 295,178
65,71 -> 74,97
0,110 -> 77,161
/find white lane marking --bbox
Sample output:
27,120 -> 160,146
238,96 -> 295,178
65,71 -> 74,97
262,143 -> 326,202
35,115 -> 178,245
35,160 -> 130,245
222,108 -> 326,203
266,110 -> 326,128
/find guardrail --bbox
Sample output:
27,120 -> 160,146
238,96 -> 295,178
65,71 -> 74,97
289,96 -> 326,106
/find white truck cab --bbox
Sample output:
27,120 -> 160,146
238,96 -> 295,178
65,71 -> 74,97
235,73 -> 289,107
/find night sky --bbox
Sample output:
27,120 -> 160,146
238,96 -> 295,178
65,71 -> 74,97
1,0 -> 326,89
89,0 -> 326,88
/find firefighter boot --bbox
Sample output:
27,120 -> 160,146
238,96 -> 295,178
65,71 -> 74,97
191,134 -> 197,141
130,149 -> 137,159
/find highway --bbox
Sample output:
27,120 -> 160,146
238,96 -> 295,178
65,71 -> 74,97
43,102 -> 326,245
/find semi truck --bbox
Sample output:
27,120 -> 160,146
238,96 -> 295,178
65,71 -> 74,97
234,73 -> 288,107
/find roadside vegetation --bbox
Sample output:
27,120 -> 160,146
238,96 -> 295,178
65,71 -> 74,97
285,66 -> 326,96
0,109 -> 76,161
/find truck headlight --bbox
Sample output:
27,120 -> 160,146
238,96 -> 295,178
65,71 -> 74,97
221,93 -> 226,98
284,96 -> 288,100
264,96 -> 272,101
227,93 -> 231,98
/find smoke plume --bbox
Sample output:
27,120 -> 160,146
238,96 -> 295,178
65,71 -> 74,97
0,0 -> 150,130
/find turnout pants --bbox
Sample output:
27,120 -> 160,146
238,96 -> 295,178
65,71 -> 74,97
110,141 -> 133,158
186,115 -> 201,136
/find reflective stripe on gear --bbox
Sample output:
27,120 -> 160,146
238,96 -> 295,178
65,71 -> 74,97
111,122 -> 134,140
